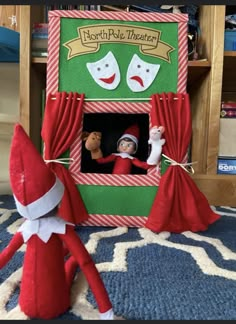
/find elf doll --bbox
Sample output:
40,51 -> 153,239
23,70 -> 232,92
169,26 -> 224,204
0,124 -> 114,320
92,124 -> 150,174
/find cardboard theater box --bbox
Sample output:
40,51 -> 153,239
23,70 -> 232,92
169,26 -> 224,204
46,10 -> 189,227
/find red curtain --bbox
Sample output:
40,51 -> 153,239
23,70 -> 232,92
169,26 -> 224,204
145,92 -> 220,233
41,91 -> 88,224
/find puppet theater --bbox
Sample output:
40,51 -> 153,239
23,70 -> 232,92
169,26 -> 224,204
41,9 -> 220,233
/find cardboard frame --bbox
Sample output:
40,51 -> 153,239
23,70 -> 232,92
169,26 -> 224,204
46,10 -> 188,227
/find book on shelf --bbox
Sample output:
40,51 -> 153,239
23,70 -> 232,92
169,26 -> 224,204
32,36 -> 48,50
128,5 -> 166,12
220,101 -> 236,118
100,5 -> 129,12
43,5 -> 101,22
32,23 -> 48,34
218,101 -> 236,159
32,22 -> 48,51
32,30 -> 48,49
32,50 -> 48,57
217,157 -> 236,175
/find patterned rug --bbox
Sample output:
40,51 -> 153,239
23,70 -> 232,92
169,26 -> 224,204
1,194 -> 236,320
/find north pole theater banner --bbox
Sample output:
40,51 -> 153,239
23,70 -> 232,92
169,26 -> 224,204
46,10 -> 189,227
47,10 -> 188,98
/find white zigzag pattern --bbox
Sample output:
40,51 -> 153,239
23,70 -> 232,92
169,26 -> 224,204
211,205 -> 236,217
73,225 -> 236,319
1,207 -> 236,319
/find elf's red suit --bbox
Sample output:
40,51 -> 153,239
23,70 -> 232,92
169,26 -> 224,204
97,153 -> 149,174
97,124 -> 150,174
0,124 -> 113,320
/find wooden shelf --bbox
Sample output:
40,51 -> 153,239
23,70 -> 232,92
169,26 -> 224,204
192,173 -> 236,206
32,56 -> 47,64
188,60 -> 210,67
224,51 -> 236,57
188,60 -> 211,88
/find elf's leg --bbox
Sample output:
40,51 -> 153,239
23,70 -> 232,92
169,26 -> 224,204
61,227 -> 114,319
65,255 -> 78,287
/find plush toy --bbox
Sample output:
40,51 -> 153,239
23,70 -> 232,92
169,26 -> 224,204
87,124 -> 150,174
0,123 -> 114,320
146,126 -> 165,166
82,131 -> 103,159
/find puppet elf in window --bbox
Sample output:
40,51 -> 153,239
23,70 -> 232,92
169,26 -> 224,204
0,123 -> 114,320
94,124 -> 150,174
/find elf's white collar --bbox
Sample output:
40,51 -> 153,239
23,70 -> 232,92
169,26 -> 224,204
113,152 -> 134,159
17,216 -> 74,243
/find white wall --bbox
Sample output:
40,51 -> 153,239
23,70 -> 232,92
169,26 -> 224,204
0,62 -> 19,194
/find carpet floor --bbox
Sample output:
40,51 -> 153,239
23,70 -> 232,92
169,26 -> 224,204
0,194 -> 236,320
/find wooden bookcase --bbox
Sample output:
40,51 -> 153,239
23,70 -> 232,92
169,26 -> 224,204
18,5 -> 236,206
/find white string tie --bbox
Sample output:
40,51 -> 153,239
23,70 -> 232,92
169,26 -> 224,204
162,154 -> 197,174
44,158 -> 74,165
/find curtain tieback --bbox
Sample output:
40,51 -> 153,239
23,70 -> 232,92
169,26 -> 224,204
44,158 -> 74,165
162,154 -> 196,174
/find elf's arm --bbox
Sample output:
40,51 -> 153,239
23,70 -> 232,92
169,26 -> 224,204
0,231 -> 24,269
59,225 -> 113,317
132,158 -> 152,170
96,154 -> 116,164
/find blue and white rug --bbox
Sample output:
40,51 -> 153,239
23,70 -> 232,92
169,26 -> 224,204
1,194 -> 236,320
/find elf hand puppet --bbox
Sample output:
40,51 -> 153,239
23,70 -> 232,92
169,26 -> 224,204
0,123 -> 114,320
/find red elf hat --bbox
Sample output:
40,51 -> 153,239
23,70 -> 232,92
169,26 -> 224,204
9,123 -> 64,220
117,124 -> 140,153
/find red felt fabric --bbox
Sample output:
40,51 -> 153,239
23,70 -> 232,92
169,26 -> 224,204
97,155 -> 149,174
0,232 -> 23,268
145,92 -> 220,233
10,124 -> 56,206
60,226 -> 112,314
41,92 -> 88,224
0,226 -> 112,319
19,234 -> 70,319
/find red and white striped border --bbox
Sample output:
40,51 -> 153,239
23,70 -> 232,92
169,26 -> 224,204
48,10 -> 188,22
177,21 -> 188,93
47,10 -> 188,95
69,101 -> 161,186
47,14 -> 60,95
80,213 -> 148,227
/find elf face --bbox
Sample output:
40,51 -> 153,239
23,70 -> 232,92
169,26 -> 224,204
117,139 -> 136,155
86,51 -> 120,90
126,54 -> 160,92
